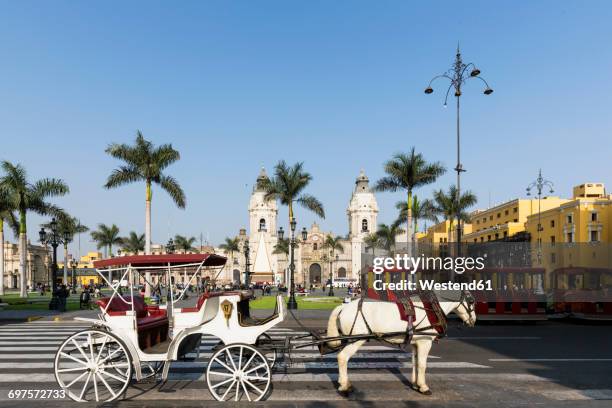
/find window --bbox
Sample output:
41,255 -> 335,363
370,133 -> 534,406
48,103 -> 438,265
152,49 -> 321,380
591,212 -> 598,222
590,230 -> 599,242
550,220 -> 555,228
480,237 -> 484,242
313,243 -> 317,250
482,217 -> 486,223
551,236 -> 556,246
259,218 -> 266,231
497,213 -> 501,218
513,207 -> 518,213
495,233 -> 499,240
566,214 -> 573,224
476,220 -> 480,224
474,239 -> 477,242
361,219 -> 368,232
503,231 -> 508,238
567,232 -> 573,243
489,215 -> 493,221
505,210 -> 509,216
487,235 -> 491,241
513,219 -> 518,222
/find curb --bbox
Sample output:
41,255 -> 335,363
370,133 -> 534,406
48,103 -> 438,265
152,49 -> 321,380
27,316 -> 42,322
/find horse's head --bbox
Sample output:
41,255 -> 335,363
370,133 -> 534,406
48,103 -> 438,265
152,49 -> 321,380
453,290 -> 477,327
437,289 -> 477,327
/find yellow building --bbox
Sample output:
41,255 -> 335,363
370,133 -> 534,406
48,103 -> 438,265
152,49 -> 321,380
525,183 -> 611,244
418,220 -> 473,245
522,183 -> 612,291
463,197 -> 567,243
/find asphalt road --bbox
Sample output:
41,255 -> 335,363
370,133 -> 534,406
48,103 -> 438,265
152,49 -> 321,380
0,306 -> 611,407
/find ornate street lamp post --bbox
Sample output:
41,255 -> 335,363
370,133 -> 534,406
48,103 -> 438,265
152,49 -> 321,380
328,253 -> 338,297
70,258 -> 78,294
425,45 -> 493,255
243,240 -> 251,287
279,223 -> 307,310
39,218 -> 70,310
526,169 -> 554,265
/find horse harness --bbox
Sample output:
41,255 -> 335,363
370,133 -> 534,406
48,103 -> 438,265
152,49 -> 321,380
338,291 -> 449,349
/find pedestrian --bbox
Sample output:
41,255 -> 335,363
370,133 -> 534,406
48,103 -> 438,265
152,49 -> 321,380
57,284 -> 69,312
80,289 -> 91,310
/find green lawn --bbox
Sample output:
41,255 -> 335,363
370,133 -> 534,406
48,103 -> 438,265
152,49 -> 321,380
249,295 -> 343,310
0,292 -> 90,311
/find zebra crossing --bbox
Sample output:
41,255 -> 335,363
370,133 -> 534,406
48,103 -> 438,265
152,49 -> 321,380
0,320 -> 520,402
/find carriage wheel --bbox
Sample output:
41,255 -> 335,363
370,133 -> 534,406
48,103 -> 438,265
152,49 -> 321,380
140,361 -> 164,380
256,333 -> 278,368
54,329 -> 132,402
206,343 -> 271,402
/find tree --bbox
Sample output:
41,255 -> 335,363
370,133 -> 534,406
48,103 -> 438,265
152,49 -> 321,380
0,161 -> 69,297
394,195 -> 437,238
0,187 -> 18,296
44,215 -> 88,285
322,235 -> 344,289
432,185 -> 477,245
104,131 -> 186,255
374,148 -> 445,250
375,223 -> 405,255
260,160 -> 325,226
174,235 -> 197,253
363,233 -> 381,256
91,224 -> 122,258
272,237 -> 290,256
121,231 -> 145,254
219,237 -> 240,283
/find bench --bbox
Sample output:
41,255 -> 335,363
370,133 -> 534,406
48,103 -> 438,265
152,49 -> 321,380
97,295 -> 169,349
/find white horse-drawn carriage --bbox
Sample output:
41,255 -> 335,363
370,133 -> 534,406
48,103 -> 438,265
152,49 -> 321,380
53,253 -> 285,402
53,253 -> 477,402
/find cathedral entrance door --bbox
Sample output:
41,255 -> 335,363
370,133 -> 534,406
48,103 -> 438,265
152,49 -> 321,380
309,263 -> 322,285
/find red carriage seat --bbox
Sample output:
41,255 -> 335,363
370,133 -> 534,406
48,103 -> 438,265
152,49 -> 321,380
96,295 -> 168,331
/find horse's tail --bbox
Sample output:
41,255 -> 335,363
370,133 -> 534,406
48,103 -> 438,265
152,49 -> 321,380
326,304 -> 343,348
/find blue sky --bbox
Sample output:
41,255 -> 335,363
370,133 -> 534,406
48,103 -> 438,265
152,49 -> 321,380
1,1 -> 611,256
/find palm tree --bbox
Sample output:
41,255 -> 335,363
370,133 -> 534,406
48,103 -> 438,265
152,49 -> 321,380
375,223 -> 405,255
219,237 -> 240,283
363,233 -> 381,256
432,185 -> 477,245
0,187 -> 18,296
322,235 -> 344,294
0,161 -> 69,297
121,231 -> 145,254
261,161 -> 325,224
174,235 -> 197,253
272,237 -> 290,256
394,195 -> 437,238
260,161 -> 324,299
91,224 -> 122,258
104,131 -> 186,255
44,215 -> 88,285
374,148 -> 445,250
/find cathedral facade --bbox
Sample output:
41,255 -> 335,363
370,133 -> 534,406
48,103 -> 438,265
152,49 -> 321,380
218,169 -> 378,286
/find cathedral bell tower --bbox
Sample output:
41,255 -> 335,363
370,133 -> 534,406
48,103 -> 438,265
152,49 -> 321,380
347,170 -> 378,240
347,170 -> 379,279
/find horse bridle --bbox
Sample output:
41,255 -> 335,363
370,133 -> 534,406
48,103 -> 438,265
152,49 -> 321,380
437,290 -> 476,327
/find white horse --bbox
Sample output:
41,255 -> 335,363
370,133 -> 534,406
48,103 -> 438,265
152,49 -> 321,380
325,290 -> 476,395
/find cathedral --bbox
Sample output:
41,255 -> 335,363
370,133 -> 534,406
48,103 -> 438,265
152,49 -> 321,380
218,168 -> 379,286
